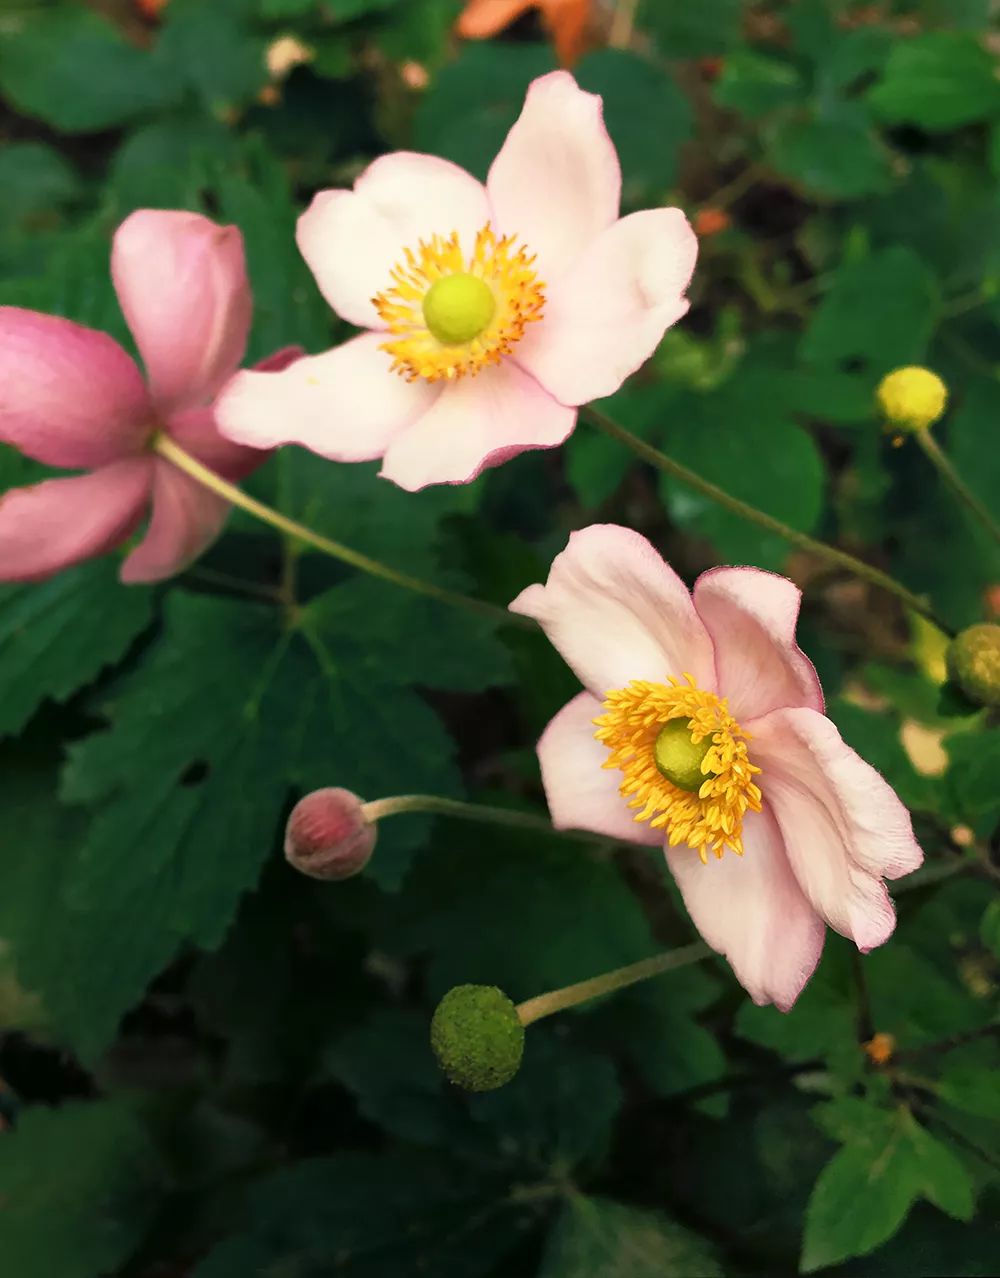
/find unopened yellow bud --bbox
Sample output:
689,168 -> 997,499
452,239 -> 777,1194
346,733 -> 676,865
876,366 -> 948,434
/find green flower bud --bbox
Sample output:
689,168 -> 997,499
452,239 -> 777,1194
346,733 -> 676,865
946,624 -> 1000,709
422,273 -> 496,345
876,366 -> 948,434
430,984 -> 524,1092
654,718 -> 712,792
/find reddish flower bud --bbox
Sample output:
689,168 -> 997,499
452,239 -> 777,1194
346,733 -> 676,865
284,788 -> 375,881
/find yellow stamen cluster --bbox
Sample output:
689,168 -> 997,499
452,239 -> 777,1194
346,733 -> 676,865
373,224 -> 545,383
594,676 -> 762,862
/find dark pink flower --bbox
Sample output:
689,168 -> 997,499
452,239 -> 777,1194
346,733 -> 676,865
0,210 -> 298,584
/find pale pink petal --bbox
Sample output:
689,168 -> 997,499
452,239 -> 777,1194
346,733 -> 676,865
538,692 -> 663,846
215,333 -> 439,461
666,806 -> 825,1011
693,567 -> 824,722
297,154 -> 491,329
379,360 -> 574,491
0,460 -> 152,582
514,208 -> 697,405
0,307 -> 149,467
749,707 -> 924,952
487,71 -> 620,279
112,210 -> 251,414
510,524 -> 715,698
120,460 -> 229,584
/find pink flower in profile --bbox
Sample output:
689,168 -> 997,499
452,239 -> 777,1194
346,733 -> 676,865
0,210 -> 298,585
217,71 -> 697,492
511,525 -> 924,1010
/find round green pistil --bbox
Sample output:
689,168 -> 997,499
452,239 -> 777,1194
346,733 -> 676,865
654,719 -> 713,792
422,273 -> 496,346
430,984 -> 524,1092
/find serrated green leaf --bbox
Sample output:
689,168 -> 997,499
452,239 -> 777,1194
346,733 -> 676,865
714,50 -> 806,119
0,562 -> 153,738
158,0 -> 267,110
769,105 -> 892,200
868,33 -> 1000,132
0,1099 -> 164,1278
540,1194 -> 723,1278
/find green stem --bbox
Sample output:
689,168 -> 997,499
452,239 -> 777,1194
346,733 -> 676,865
515,943 -> 711,1026
582,405 -> 955,636
360,794 -> 610,847
914,428 -> 1000,548
154,436 -> 529,629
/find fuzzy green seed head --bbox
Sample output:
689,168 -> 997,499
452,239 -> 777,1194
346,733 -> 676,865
946,624 -> 1000,709
430,984 -> 524,1092
876,366 -> 948,434
654,718 -> 713,792
422,273 -> 496,346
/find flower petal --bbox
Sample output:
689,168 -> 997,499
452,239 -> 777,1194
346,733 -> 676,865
666,806 -> 825,1010
0,307 -> 149,467
538,692 -> 663,846
0,460 -> 152,582
693,566 -> 824,722
112,210 -> 251,413
749,707 -> 924,952
379,359 -> 574,491
514,208 -> 696,405
297,153 -> 491,329
215,332 -> 439,461
487,70 -> 620,279
456,0 -> 533,38
120,459 -> 229,584
510,524 -> 715,698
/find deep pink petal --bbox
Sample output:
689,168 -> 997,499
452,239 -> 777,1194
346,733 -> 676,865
514,208 -> 697,406
0,460 -> 152,582
749,707 -> 924,952
0,307 -> 149,467
666,805 -> 825,1011
487,70 -> 620,280
297,153 -> 490,329
693,566 -> 824,722
509,524 -> 715,698
120,459 -> 229,584
538,692 -> 663,846
112,210 -> 251,414
215,333 -> 438,461
379,360 -> 574,491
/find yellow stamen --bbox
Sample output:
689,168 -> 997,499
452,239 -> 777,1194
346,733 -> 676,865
594,675 -> 762,863
372,224 -> 546,383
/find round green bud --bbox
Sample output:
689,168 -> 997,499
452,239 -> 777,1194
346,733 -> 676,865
422,273 -> 496,345
876,366 -> 948,434
654,719 -> 712,792
430,984 -> 524,1092
946,624 -> 1000,709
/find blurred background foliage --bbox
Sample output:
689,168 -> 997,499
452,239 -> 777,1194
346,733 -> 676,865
0,0 -> 999,1274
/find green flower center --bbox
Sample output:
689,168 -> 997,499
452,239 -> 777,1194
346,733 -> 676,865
653,719 -> 714,793
422,273 -> 496,346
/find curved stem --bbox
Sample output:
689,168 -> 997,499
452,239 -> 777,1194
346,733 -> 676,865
516,942 -> 711,1026
914,428 -> 1000,548
154,436 -> 530,629
360,794 -> 611,847
582,406 -> 955,636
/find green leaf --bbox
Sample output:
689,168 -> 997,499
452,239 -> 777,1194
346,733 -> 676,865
768,104 -> 892,200
944,728 -> 1000,825
0,1099 -> 164,1278
868,33 -> 1000,132
540,1195 -> 723,1278
638,0 -> 743,58
0,143 -> 82,227
158,0 -> 268,111
801,246 -> 940,376
576,50 -> 693,190
0,562 -> 154,738
713,50 -> 807,119
937,1065 -> 1000,1121
0,7 -> 181,132
109,118 -> 237,210
981,899 -> 1000,960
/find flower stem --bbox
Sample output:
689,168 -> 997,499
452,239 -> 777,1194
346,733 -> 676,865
582,405 -> 955,636
360,793 -> 610,846
914,428 -> 1000,548
515,942 -> 712,1026
154,436 -> 530,629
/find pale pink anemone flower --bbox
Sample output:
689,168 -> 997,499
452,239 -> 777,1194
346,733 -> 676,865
0,210 -> 298,585
216,70 -> 698,492
511,525 -> 924,1010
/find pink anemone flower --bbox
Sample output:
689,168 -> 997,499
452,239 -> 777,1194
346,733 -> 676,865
0,210 -> 298,585
216,71 -> 697,492
511,525 -> 924,1010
